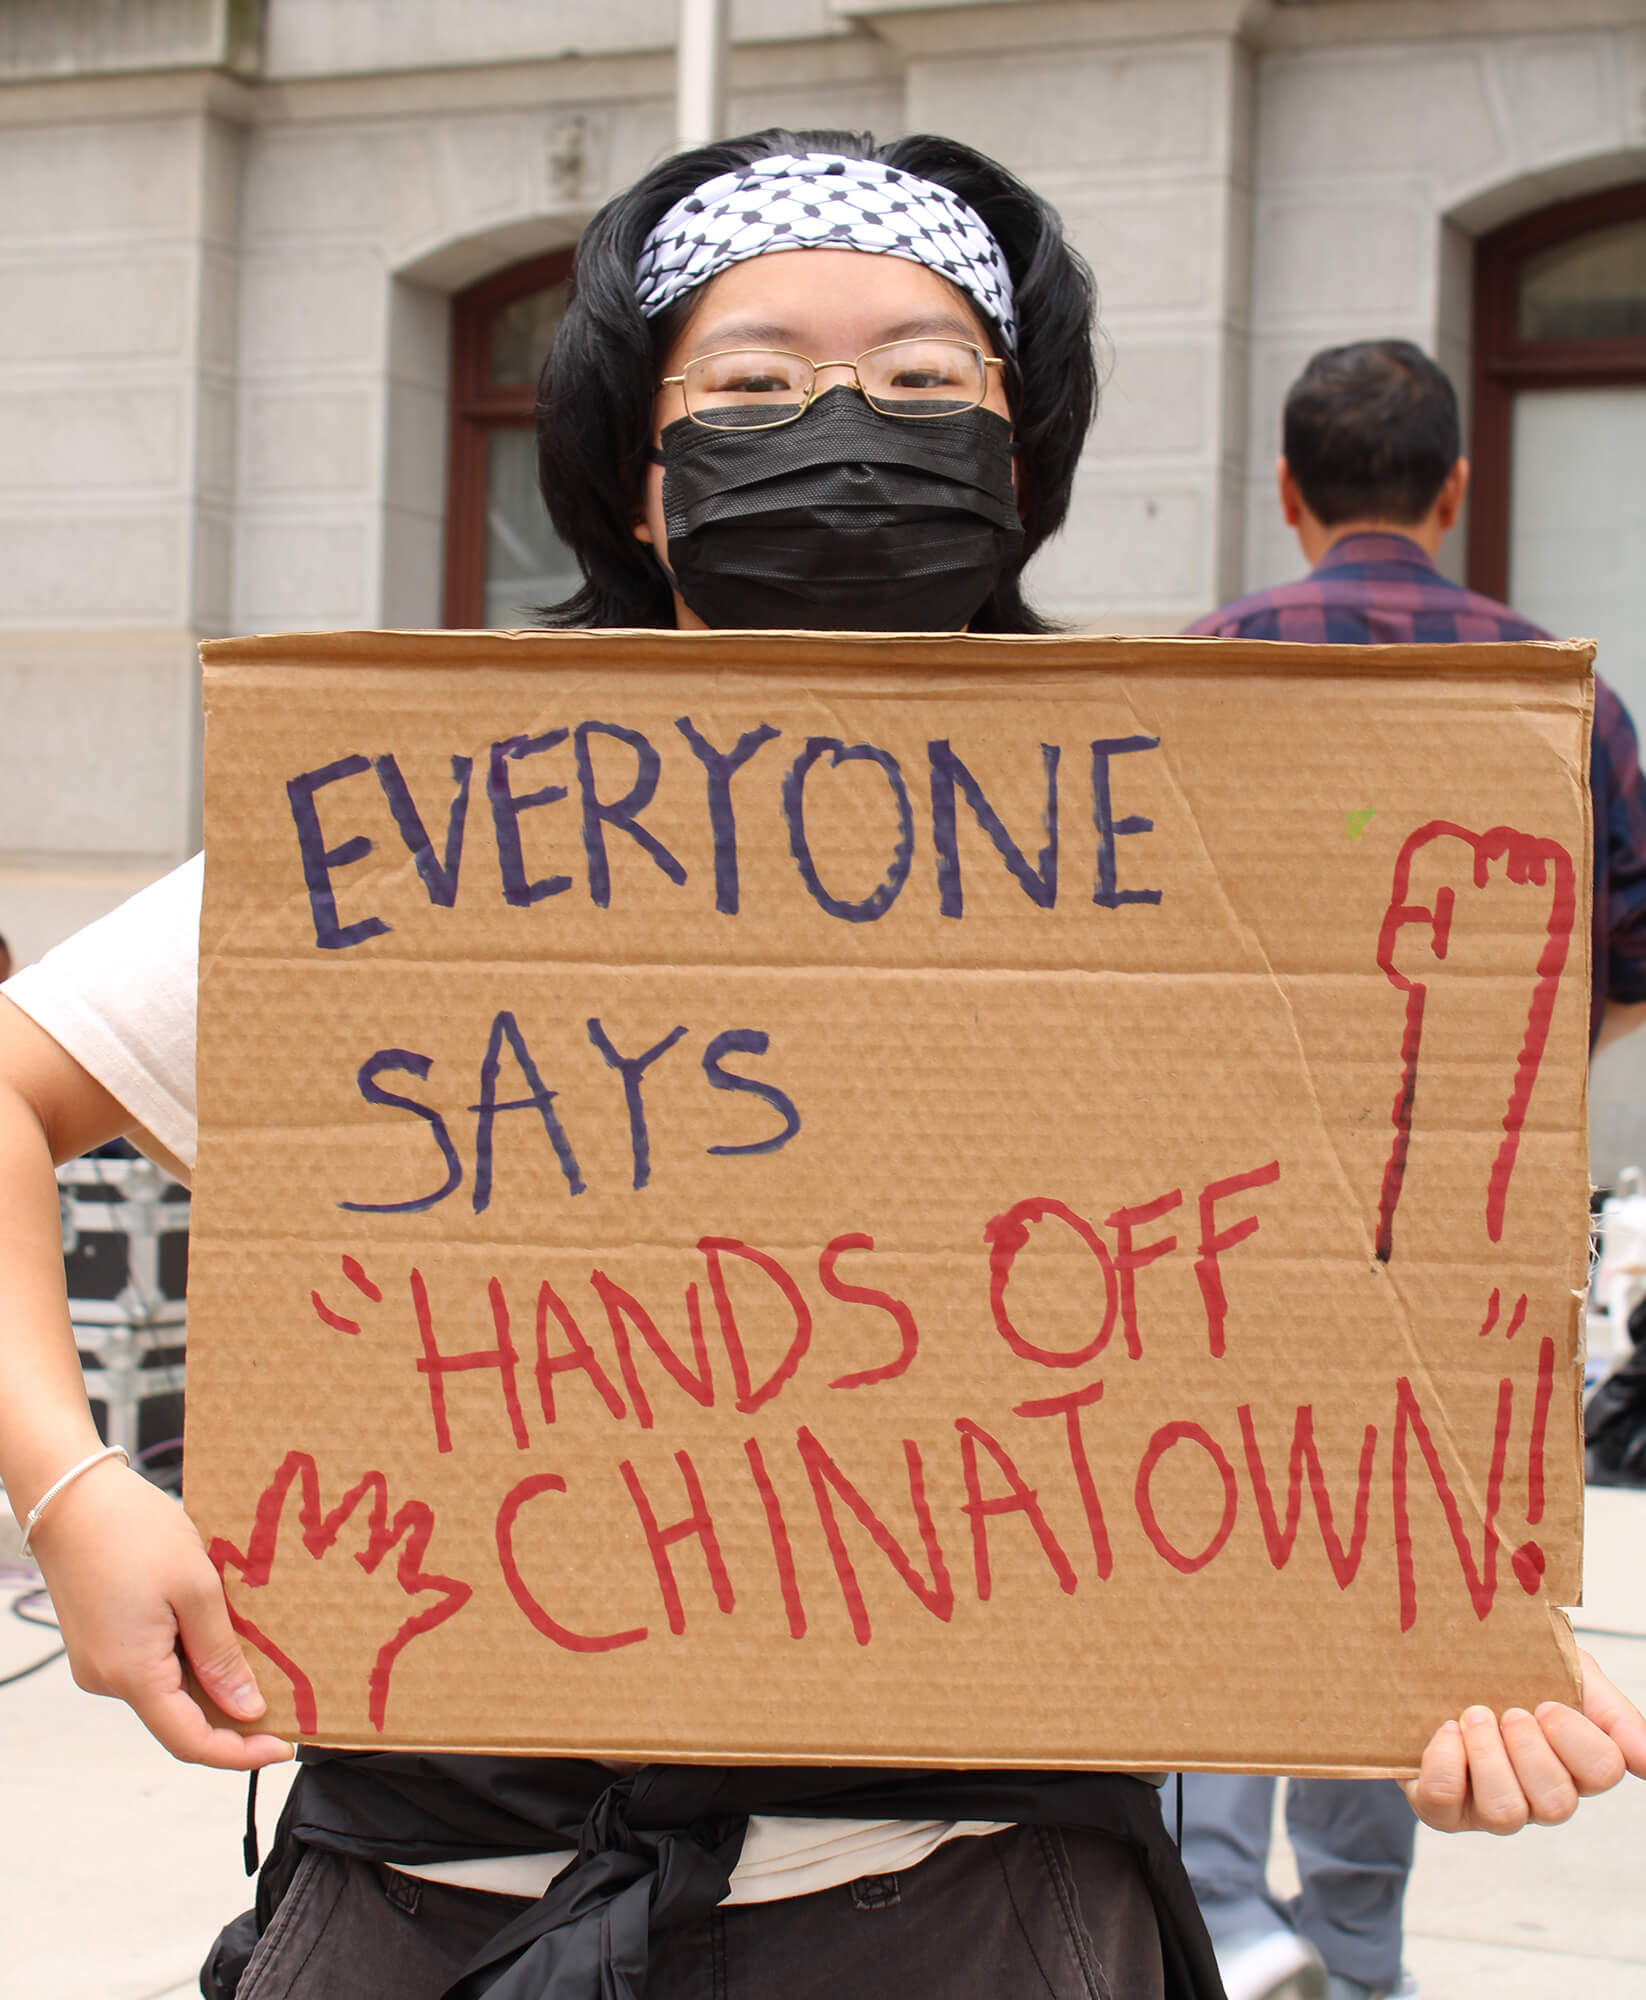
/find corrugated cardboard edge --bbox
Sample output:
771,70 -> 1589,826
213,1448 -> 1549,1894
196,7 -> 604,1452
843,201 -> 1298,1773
281,1734 -> 1424,1780
199,628 -> 1600,681
1570,658 -> 1598,1646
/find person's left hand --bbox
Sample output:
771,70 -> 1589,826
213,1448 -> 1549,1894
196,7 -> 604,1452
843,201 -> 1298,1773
1406,1649 -> 1646,1832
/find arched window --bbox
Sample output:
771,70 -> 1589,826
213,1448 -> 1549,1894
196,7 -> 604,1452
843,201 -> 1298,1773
443,251 -> 580,628
1471,184 -> 1646,716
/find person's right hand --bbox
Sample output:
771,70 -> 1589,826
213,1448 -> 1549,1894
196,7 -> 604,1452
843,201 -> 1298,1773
27,1455 -> 293,1769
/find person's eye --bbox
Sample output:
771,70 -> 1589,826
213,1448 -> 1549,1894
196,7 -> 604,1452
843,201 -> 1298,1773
875,342 -> 974,392
694,353 -> 805,397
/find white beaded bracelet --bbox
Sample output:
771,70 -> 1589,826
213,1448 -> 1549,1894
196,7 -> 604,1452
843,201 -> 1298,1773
18,1444 -> 130,1559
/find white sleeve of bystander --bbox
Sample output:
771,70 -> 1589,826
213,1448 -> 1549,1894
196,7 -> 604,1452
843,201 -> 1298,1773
1,854 -> 202,1176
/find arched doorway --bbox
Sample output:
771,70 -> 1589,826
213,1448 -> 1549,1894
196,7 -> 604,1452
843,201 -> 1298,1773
1471,182 -> 1646,719
442,250 -> 580,628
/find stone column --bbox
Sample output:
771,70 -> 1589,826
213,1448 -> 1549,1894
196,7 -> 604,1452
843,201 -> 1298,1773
0,67 -> 250,959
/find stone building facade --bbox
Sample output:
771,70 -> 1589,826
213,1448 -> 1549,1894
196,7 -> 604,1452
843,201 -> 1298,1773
6,2 -> 1646,1165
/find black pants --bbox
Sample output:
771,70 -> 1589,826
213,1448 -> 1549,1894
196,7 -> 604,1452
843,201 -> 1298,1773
236,1826 -> 1165,2000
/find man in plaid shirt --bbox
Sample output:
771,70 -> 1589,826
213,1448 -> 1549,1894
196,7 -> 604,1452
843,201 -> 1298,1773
1180,340 -> 1646,2000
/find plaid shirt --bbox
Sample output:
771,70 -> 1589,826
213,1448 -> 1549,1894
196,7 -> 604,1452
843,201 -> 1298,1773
1186,531 -> 1646,1044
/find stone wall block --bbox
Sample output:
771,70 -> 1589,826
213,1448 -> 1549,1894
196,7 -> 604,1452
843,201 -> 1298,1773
1257,46 -> 1506,191
242,388 -> 375,495
1062,188 -> 1222,319
606,100 -> 687,202
202,112 -> 244,248
232,518 -> 372,627
263,0 -> 837,74
199,247 -> 241,369
243,127 -> 445,253
387,275 -> 451,392
1436,216 -> 1473,414
383,381 -> 448,509
0,118 -> 197,244
196,381 -> 238,501
1218,332 -> 1253,490
907,43 -> 1222,177
265,0 -> 674,76
732,0 -> 836,43
0,0 -> 247,82
239,252 -> 385,372
1029,486 -> 1205,614
0,648 -> 196,857
0,254 -> 192,362
440,114 -> 531,227
381,506 -> 446,631
724,81 -> 905,147
1090,340 -> 1215,460
0,515 -> 184,624
1490,34 -> 1622,175
1253,195 -> 1427,327
194,507 -> 234,631
0,385 -> 187,493
379,277 -> 451,628
0,867 -> 177,971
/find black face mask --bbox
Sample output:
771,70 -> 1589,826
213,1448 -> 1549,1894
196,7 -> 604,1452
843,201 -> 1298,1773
654,386 -> 1024,632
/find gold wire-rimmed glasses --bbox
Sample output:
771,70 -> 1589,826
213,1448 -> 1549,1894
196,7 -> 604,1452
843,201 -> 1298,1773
660,337 -> 1009,430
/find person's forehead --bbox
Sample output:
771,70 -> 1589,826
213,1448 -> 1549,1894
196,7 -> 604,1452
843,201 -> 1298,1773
671,248 -> 991,359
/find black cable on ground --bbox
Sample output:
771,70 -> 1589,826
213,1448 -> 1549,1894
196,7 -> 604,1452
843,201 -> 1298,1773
0,1643 -> 66,1688
0,1581 -> 66,1687
13,1585 -> 59,1630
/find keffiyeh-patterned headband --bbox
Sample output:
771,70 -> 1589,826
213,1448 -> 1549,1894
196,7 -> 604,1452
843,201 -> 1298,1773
634,152 -> 1018,354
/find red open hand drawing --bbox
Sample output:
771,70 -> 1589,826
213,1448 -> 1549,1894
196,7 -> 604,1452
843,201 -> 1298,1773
209,1450 -> 472,1733
1374,821 -> 1576,1262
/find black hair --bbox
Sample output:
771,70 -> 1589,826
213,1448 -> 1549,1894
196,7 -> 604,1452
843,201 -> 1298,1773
535,128 -> 1099,632
1282,340 -> 1461,527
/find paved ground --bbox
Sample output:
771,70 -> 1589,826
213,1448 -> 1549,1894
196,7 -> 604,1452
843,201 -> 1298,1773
1,1489 -> 1641,1999
1401,1485 -> 1646,1999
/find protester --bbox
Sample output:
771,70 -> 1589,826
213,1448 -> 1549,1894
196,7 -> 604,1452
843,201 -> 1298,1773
1,162 -> 1643,2000
1181,336 -> 1646,2000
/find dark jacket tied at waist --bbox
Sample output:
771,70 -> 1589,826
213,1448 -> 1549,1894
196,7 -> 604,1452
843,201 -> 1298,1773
253,1750 -> 1224,2000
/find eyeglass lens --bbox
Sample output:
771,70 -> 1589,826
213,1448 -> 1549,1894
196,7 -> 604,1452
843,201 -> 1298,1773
683,339 -> 987,428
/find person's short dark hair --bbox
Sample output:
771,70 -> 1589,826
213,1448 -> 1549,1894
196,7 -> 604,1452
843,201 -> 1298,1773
536,127 -> 1099,634
1282,340 -> 1461,527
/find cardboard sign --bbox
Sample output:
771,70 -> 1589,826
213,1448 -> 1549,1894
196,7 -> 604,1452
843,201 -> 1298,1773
187,629 -> 1593,1775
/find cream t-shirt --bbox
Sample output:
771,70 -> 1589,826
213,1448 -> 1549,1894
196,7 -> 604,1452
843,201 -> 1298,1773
2,856 -> 1008,1904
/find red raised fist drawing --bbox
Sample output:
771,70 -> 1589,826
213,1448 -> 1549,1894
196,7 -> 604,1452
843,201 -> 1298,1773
209,1450 -> 472,1734
1374,820 -> 1576,1262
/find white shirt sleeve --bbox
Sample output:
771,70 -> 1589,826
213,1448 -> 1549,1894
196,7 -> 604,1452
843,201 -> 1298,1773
2,854 -> 202,1172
